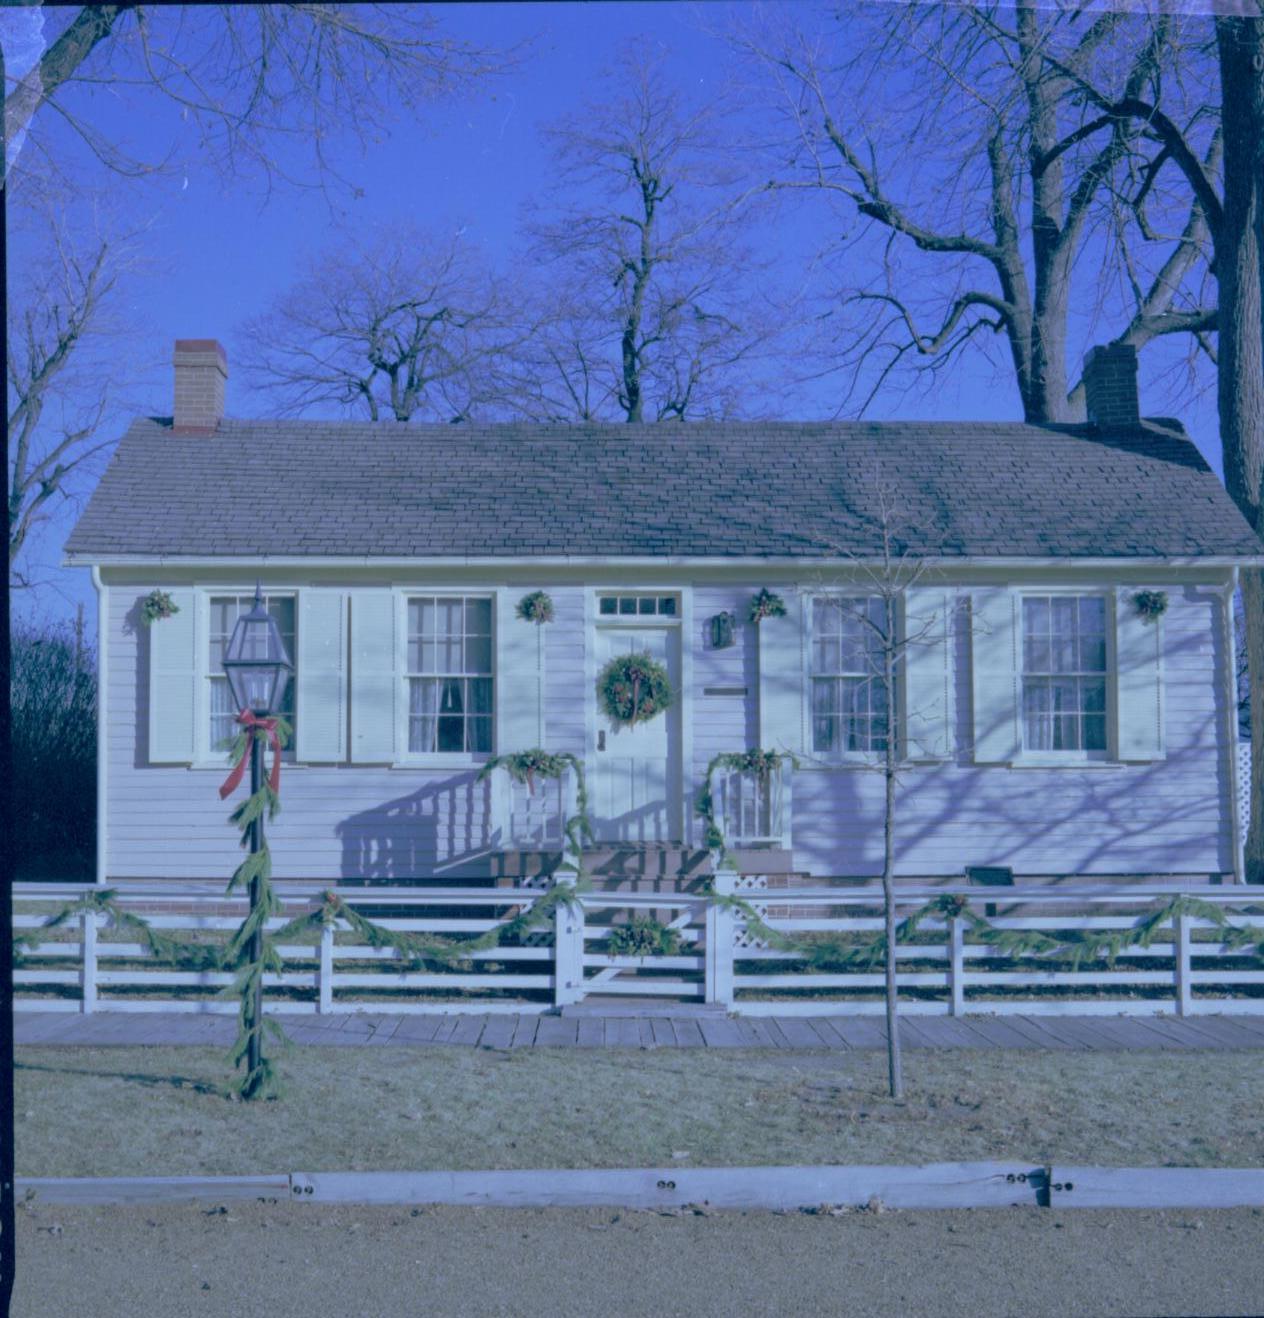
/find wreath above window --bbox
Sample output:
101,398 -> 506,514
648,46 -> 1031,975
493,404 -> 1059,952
748,589 -> 787,624
597,651 -> 674,727
1132,590 -> 1168,623
516,590 -> 555,625
140,589 -> 180,626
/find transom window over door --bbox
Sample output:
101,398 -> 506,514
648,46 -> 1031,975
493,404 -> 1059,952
407,597 -> 493,754
810,596 -> 890,754
210,595 -> 296,753
1021,595 -> 1107,752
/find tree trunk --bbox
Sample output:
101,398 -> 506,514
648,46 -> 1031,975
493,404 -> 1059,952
1216,18 -> 1264,881
882,629 -> 903,1099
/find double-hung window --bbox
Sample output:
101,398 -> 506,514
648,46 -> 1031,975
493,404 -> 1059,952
1021,595 -> 1107,753
209,594 -> 297,754
810,596 -> 890,754
406,596 -> 493,754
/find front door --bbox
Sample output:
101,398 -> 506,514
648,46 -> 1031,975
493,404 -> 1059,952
592,623 -> 682,843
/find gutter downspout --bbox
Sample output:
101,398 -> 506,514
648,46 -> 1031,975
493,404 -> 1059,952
91,566 -> 107,886
1223,568 -> 1245,885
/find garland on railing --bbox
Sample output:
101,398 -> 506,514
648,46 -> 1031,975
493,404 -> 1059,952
477,749 -> 595,881
704,886 -> 1264,973
696,750 -> 798,862
271,878 -> 591,971
12,887 -> 224,969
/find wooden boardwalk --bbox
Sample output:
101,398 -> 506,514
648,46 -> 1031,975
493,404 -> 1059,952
15,1010 -> 1264,1052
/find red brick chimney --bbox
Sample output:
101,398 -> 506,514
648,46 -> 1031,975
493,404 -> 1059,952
172,339 -> 228,434
1082,343 -> 1139,429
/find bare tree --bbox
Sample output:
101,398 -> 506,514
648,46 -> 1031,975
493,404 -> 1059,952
733,3 -> 1215,420
4,5 -> 507,192
239,228 -> 516,422
519,47 -> 786,423
7,208 -> 144,587
810,488 -> 960,1099
1031,13 -> 1264,879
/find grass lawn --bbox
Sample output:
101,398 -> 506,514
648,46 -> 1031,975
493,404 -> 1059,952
16,1045 -> 1264,1176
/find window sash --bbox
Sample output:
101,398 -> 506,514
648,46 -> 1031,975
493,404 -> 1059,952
1021,595 -> 1108,753
405,595 -> 494,755
810,595 -> 891,754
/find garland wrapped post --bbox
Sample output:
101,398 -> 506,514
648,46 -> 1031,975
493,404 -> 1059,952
477,749 -> 594,882
697,749 -> 798,863
219,711 -> 291,1100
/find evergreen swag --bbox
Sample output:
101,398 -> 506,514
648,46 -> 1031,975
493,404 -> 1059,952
597,652 -> 673,727
221,714 -> 293,1101
608,916 -> 681,958
477,749 -> 594,878
1132,590 -> 1169,623
703,888 -> 1264,974
697,749 -> 798,859
748,589 -> 787,624
139,589 -> 180,625
516,591 -> 555,624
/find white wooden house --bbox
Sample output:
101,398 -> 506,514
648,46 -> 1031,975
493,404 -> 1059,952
66,340 -> 1264,887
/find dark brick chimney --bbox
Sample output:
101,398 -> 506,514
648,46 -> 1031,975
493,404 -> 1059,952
172,339 -> 227,433
1082,343 -> 1139,429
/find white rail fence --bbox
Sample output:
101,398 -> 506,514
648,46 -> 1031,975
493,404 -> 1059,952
13,880 -> 1264,1018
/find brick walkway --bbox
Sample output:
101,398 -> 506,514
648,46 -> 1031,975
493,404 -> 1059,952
15,1009 -> 1264,1051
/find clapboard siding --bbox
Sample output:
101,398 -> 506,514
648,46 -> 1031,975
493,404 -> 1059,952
789,585 -> 1231,877
103,577 -> 1234,882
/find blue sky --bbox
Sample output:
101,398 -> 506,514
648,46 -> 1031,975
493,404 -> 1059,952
7,2 -> 1221,629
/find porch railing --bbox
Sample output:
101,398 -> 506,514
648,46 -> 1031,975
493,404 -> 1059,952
13,879 -> 1264,1019
713,762 -> 792,849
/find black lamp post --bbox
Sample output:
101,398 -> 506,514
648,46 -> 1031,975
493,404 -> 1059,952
222,586 -> 293,1086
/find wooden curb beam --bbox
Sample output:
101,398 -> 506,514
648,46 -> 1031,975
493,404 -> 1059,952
17,1164 -> 1264,1210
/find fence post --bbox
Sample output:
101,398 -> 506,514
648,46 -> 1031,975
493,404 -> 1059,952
80,910 -> 98,1014
706,868 -> 735,1009
554,886 -> 584,1007
319,923 -> 334,1015
1175,913 -> 1192,1017
948,916 -> 965,1017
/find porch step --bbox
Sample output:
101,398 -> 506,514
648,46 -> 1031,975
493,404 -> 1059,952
495,847 -> 794,883
560,999 -> 728,1020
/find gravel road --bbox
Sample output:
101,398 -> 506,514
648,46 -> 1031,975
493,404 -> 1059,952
12,1200 -> 1264,1317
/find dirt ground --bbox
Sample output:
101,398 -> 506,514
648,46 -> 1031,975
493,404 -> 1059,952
12,1200 -> 1264,1318
17,1045 -> 1264,1175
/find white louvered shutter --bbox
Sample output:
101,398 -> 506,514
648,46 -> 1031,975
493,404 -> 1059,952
148,588 -> 198,762
350,591 -> 398,763
971,588 -> 1021,763
496,592 -> 542,753
903,587 -> 953,760
1115,588 -> 1165,761
758,590 -> 805,754
296,590 -> 347,762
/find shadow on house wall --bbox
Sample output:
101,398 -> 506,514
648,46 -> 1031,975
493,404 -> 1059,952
335,775 -> 498,883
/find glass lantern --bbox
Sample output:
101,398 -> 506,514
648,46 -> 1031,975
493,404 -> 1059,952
222,587 -> 294,715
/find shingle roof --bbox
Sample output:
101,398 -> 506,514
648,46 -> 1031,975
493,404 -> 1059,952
64,416 -> 1264,561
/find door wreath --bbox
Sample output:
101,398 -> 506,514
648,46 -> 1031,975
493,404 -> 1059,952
597,651 -> 674,727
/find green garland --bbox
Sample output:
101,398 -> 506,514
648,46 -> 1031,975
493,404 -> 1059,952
273,877 -> 590,973
706,888 -> 1264,975
477,749 -> 594,877
597,652 -> 673,727
697,749 -> 799,861
219,715 -> 292,1100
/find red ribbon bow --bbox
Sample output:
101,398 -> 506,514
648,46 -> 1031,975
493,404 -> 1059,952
218,710 -> 283,801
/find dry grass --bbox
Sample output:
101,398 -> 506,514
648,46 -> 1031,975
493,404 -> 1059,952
15,1045 -> 1264,1177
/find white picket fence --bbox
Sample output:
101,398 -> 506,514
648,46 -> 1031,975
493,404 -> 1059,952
13,879 -> 1264,1018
